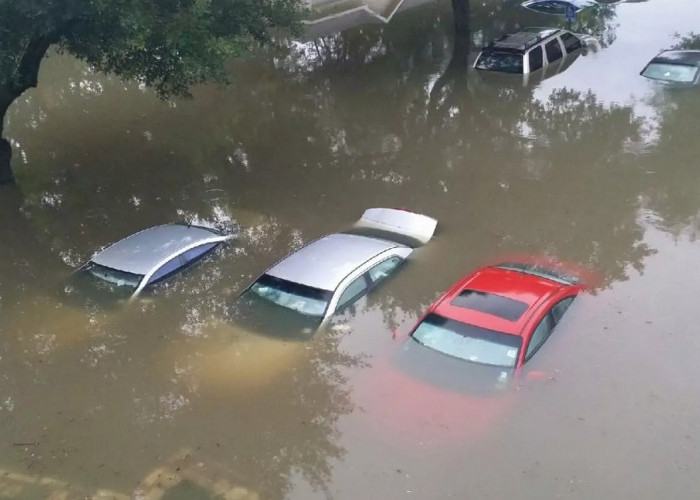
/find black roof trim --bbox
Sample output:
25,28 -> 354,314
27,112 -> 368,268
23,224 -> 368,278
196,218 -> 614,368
490,28 -> 562,52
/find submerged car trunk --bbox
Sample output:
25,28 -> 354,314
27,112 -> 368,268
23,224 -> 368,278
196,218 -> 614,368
347,207 -> 438,247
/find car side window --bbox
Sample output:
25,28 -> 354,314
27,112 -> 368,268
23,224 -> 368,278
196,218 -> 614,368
525,313 -> 555,361
180,242 -> 217,265
545,39 -> 563,63
367,256 -> 403,285
335,275 -> 369,313
147,256 -> 184,285
560,33 -> 582,53
552,297 -> 575,323
528,45 -> 544,71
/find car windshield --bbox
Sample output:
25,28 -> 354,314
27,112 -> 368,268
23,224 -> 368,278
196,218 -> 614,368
60,262 -> 143,305
412,313 -> 522,367
475,50 -> 524,74
83,262 -> 141,289
642,63 -> 699,83
247,274 -> 331,317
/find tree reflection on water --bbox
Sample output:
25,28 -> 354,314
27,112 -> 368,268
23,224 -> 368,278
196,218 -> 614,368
2,1 -> 698,497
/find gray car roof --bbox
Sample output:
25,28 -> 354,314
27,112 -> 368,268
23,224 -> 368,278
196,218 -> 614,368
91,224 -> 223,276
652,50 -> 700,66
266,233 -> 403,291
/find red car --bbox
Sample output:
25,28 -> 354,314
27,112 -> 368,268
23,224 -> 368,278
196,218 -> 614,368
408,260 -> 585,372
350,260 -> 587,446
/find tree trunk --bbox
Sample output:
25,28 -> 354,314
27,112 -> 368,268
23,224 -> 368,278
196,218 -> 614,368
0,33 -> 58,185
452,0 -> 470,35
0,138 -> 12,185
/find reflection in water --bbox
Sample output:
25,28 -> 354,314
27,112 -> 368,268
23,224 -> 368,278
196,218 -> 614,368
164,320 -> 307,394
2,0 -> 700,497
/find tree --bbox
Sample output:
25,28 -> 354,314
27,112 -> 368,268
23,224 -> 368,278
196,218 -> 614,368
0,0 -> 304,184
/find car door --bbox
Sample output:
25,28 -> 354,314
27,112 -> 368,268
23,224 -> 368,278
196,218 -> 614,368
527,45 -> 544,74
146,255 -> 185,287
146,242 -> 219,289
366,256 -> 404,287
523,296 -> 575,364
334,274 -> 370,314
524,312 -> 555,363
544,38 -> 564,65
332,255 -> 405,316
559,32 -> 583,54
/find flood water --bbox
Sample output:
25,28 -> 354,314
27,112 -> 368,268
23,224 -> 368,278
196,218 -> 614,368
2,0 -> 700,498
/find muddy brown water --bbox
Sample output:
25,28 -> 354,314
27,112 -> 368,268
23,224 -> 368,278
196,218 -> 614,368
1,0 -> 700,498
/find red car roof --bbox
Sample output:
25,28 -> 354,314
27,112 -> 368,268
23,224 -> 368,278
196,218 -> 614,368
432,266 -> 566,336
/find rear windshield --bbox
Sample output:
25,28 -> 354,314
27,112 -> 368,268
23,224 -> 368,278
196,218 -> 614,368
412,313 -> 522,367
641,63 -> 699,84
247,274 -> 332,317
495,262 -> 580,285
475,50 -> 524,74
451,290 -> 529,321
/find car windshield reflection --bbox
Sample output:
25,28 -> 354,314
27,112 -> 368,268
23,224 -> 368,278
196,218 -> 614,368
475,50 -> 524,74
641,63 -> 699,83
247,274 -> 331,317
235,288 -> 327,340
412,313 -> 522,368
60,263 -> 141,307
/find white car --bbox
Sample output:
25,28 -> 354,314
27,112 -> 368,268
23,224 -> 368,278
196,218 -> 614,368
474,27 -> 598,79
235,208 -> 438,338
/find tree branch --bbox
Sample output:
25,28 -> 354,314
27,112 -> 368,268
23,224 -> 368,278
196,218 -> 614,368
11,34 -> 60,94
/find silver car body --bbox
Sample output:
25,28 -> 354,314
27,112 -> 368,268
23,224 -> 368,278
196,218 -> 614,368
266,233 -> 407,291
89,224 -> 232,299
252,208 -> 437,323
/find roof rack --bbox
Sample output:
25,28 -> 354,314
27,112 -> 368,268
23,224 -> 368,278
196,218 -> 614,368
491,28 -> 561,52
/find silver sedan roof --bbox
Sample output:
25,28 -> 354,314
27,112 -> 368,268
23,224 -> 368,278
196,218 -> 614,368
266,233 -> 403,292
91,224 -> 227,276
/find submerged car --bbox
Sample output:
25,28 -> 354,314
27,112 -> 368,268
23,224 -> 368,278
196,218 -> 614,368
474,28 -> 598,79
521,0 -> 594,16
349,259 -> 588,445
640,50 -> 700,87
406,261 -> 584,374
64,224 -> 232,303
234,208 -> 437,339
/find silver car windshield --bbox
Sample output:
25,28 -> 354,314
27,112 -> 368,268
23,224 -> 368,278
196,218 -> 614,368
642,63 -> 699,83
84,262 -> 142,290
412,313 -> 522,368
248,274 -> 332,317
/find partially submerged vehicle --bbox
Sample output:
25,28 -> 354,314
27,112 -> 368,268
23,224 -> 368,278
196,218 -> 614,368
350,258 -> 589,444
640,50 -> 700,87
521,0 -> 594,16
234,208 -> 438,340
63,224 -> 232,304
405,260 -> 584,375
474,28 -> 598,84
